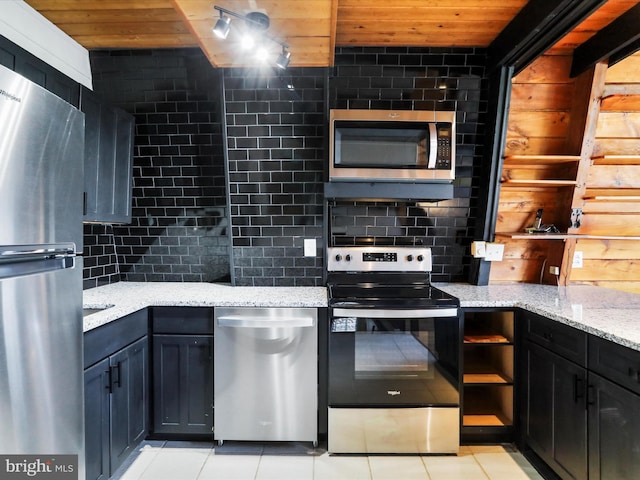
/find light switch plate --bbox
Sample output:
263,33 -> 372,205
485,243 -> 504,262
304,238 -> 316,257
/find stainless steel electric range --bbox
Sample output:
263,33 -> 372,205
326,246 -> 461,454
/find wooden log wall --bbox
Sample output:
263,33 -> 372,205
490,52 -> 640,294
491,54 -> 577,285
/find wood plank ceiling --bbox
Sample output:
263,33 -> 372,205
23,0 -> 640,70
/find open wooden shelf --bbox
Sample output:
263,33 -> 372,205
463,384 -> 514,427
591,155 -> 640,165
464,334 -> 510,344
463,413 -> 510,427
464,372 -> 512,384
462,310 -> 515,432
496,232 -> 640,241
500,179 -> 577,187
504,155 -> 582,164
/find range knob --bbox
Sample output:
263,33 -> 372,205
335,254 -> 342,262
345,254 -> 352,261
417,255 -> 424,262
407,255 -> 414,262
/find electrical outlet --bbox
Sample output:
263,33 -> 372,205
572,250 -> 583,268
484,243 -> 504,261
549,266 -> 560,276
471,241 -> 486,258
304,238 -> 316,257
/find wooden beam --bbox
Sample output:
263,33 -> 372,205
487,0 -> 606,74
571,4 -> 640,77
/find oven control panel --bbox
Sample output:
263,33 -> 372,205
327,247 -> 432,272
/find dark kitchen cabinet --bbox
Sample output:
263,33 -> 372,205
520,311 -> 588,480
519,311 -> 640,480
85,336 -> 148,480
80,86 -> 134,224
84,358 -> 110,480
151,307 -> 214,438
462,309 -> 515,443
522,341 -> 587,480
587,336 -> 640,480
587,373 -> 640,480
84,310 -> 149,480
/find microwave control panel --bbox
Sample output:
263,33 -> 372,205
436,124 -> 452,169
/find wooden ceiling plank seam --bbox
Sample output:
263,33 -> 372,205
33,9 -> 185,24
25,0 -> 175,10
571,3 -> 640,77
336,0 -> 527,8
336,7 -> 521,21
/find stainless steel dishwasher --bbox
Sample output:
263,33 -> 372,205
214,307 -> 318,446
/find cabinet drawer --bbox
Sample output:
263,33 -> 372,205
589,336 -> 640,396
524,311 -> 587,366
152,307 -> 214,335
84,309 -> 148,369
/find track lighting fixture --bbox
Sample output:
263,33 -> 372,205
275,47 -> 291,70
213,5 -> 291,69
213,13 -> 231,39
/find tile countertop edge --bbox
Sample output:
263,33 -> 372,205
84,282 -> 640,352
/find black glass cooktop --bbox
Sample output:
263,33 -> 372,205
327,273 -> 459,309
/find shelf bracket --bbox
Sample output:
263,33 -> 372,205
571,208 -> 583,229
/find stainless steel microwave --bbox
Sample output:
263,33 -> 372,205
329,109 -> 455,182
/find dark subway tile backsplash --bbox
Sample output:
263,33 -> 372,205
85,49 -> 230,286
83,46 -> 487,288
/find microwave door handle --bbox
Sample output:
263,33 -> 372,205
427,123 -> 437,169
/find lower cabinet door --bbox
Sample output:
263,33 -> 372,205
588,373 -> 640,480
152,335 -> 214,436
524,342 -> 587,480
110,337 -> 148,474
84,359 -> 110,480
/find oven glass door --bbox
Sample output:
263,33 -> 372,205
329,308 -> 460,407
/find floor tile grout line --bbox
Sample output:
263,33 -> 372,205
470,452 -> 493,480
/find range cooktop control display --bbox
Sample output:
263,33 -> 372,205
362,252 -> 396,262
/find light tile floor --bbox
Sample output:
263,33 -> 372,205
112,441 -> 545,480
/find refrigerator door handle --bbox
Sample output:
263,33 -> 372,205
0,244 -> 77,280
0,243 -> 76,260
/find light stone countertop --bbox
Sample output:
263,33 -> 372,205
84,281 -> 640,352
436,283 -> 640,352
82,281 -> 328,332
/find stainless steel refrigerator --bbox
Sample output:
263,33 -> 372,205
0,64 -> 85,479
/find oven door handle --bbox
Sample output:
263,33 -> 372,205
332,307 -> 458,318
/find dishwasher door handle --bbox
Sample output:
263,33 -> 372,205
216,315 -> 316,328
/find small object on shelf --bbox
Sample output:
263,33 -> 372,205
524,225 -> 560,234
533,209 -> 543,230
524,209 -> 560,234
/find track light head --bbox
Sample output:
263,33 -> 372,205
275,48 -> 291,70
213,15 -> 231,39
